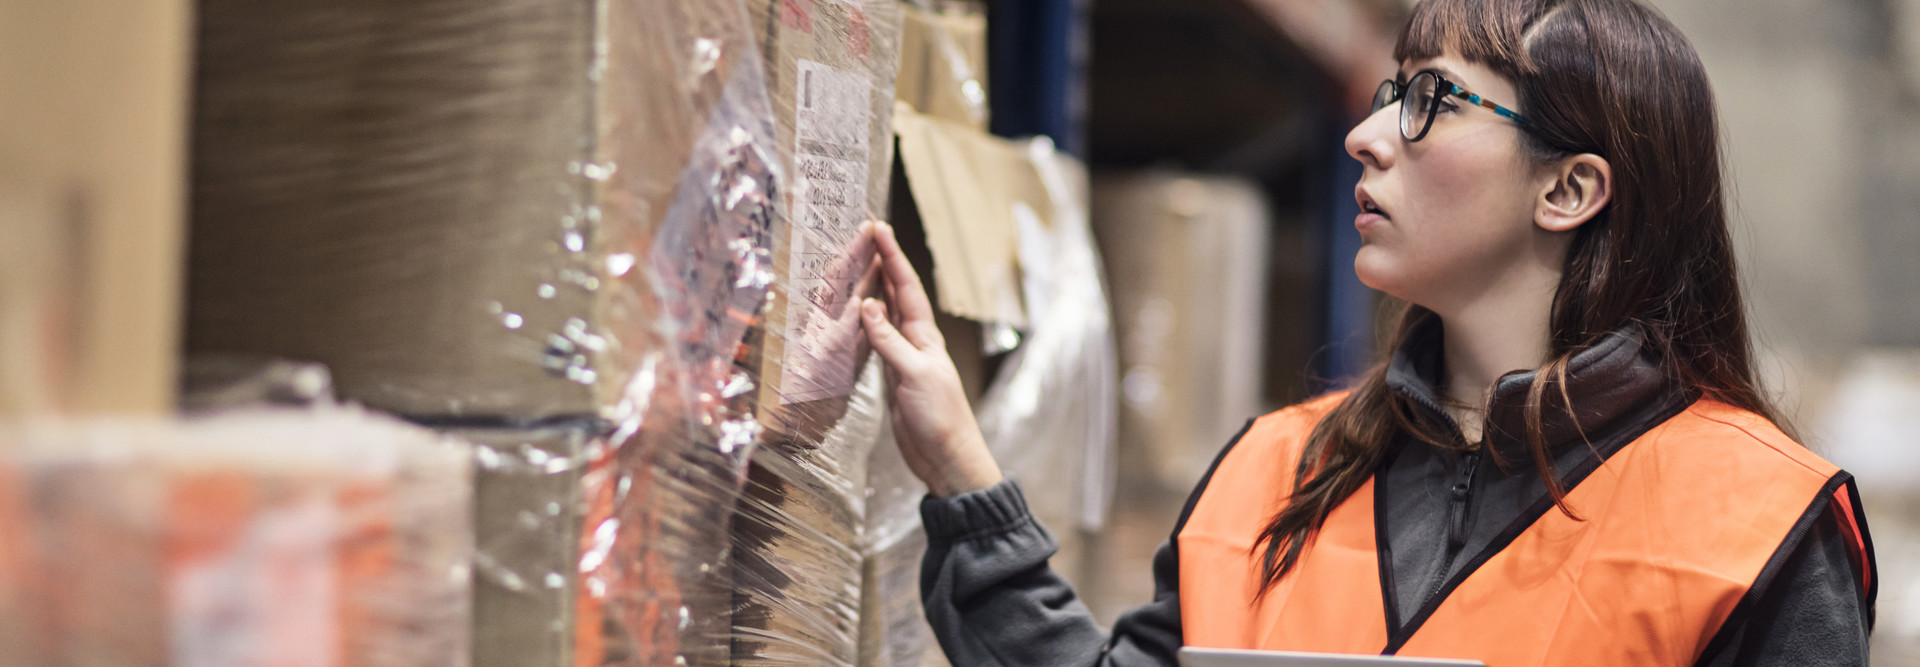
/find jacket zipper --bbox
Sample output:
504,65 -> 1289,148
1394,384 -> 1483,615
1421,451 -> 1479,610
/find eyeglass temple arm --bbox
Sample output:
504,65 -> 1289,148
1448,84 -> 1528,124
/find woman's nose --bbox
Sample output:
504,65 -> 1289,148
1345,104 -> 1398,170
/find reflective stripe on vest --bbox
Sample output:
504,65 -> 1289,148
1177,395 -> 1873,666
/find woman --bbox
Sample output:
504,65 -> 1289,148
857,0 -> 1877,664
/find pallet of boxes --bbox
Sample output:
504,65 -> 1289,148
186,0 -> 795,664
3,0 -> 1116,664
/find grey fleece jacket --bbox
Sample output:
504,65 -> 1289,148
918,322 -> 1876,666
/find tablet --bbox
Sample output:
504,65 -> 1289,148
1177,647 -> 1486,667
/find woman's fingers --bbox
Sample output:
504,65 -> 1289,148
872,223 -> 938,330
861,297 -> 920,365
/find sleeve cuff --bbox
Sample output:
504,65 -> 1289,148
920,478 -> 1036,544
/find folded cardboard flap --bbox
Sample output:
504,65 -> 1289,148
891,104 -> 1037,328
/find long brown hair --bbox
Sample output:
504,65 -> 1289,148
1253,0 -> 1789,592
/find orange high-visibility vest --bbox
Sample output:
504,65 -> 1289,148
1178,393 -> 1873,666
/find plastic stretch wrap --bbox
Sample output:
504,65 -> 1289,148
729,0 -> 904,664
976,144 -> 1119,535
849,140 -> 1116,667
0,409 -> 472,666
189,0 -> 793,663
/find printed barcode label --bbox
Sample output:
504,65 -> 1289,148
781,60 -> 874,405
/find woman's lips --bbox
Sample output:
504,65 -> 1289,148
1354,186 -> 1390,232
1356,211 -> 1388,231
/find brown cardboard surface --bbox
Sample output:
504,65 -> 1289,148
892,104 -> 1033,327
896,4 -> 989,130
187,0 -> 770,421
187,0 -> 600,420
0,0 -> 192,416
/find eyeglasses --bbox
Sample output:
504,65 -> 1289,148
1371,70 -> 1529,142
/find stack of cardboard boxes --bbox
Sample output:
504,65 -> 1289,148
4,0 -> 1118,664
1,1 -> 479,664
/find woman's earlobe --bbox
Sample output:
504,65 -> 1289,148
1536,154 -> 1611,233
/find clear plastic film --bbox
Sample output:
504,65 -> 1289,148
0,408 -> 473,666
574,0 -> 790,664
846,139 -> 1119,667
974,142 -> 1120,534
179,0 -> 977,664
729,0 -> 905,664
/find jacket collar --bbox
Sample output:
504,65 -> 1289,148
1383,314 -> 1674,468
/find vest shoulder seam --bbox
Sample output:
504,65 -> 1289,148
1681,405 -> 1836,480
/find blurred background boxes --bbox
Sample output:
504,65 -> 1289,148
0,409 -> 473,666
1091,173 -> 1270,494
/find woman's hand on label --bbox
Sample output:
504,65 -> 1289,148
860,221 -> 1003,497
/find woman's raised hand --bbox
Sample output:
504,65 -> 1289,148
859,222 -> 1003,497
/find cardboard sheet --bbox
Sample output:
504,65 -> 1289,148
892,104 -> 1033,327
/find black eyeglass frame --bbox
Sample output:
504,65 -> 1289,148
1371,70 -> 1530,142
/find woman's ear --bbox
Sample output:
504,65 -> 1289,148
1535,154 -> 1612,233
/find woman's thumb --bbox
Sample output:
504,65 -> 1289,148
861,298 -> 917,366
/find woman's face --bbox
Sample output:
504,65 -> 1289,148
1345,53 -> 1549,314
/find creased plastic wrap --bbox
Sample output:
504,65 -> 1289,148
976,143 -> 1119,534
729,0 -> 904,664
0,409 -> 472,666
897,2 -> 989,130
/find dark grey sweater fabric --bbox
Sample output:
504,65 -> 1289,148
918,323 -> 1875,666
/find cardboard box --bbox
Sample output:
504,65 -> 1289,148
731,360 -> 888,666
726,3 -> 907,659
0,0 -> 192,416
891,104 -> 1035,327
187,0 -> 777,421
1091,172 -> 1270,492
896,3 -> 989,130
